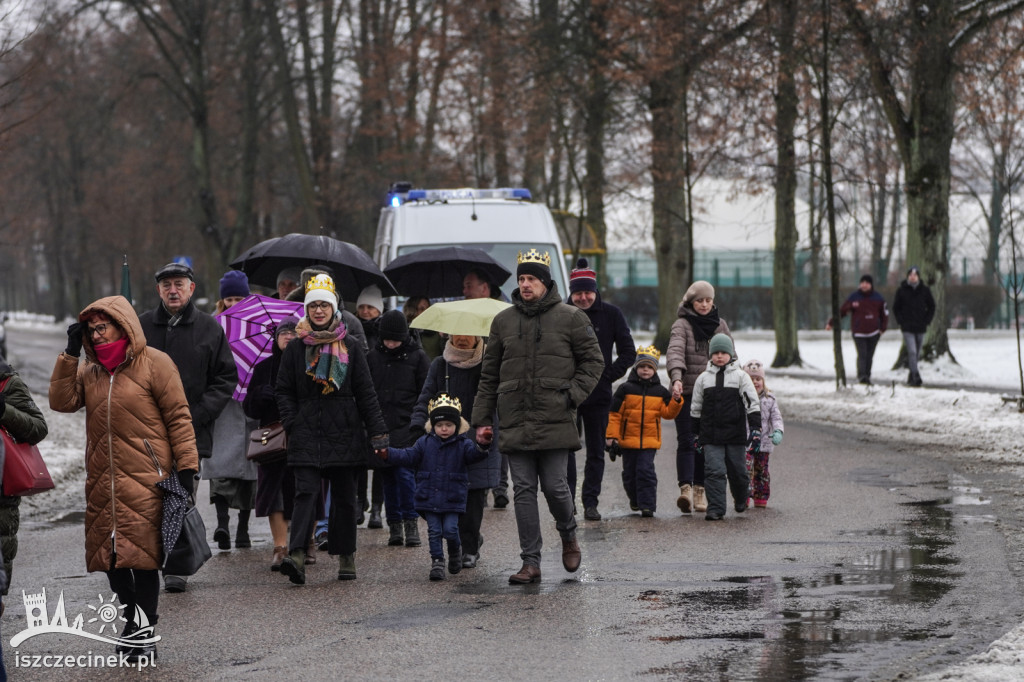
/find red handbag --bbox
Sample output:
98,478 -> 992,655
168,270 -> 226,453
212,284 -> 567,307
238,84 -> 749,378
0,378 -> 54,496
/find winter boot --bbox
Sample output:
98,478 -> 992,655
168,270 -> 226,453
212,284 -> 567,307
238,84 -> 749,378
280,549 -> 307,585
404,518 -> 421,547
429,558 -> 446,581
234,510 -> 251,548
367,503 -> 383,529
693,485 -> 708,512
676,484 -> 693,514
447,541 -> 462,575
337,554 -> 356,581
388,522 -> 405,546
213,496 -> 231,550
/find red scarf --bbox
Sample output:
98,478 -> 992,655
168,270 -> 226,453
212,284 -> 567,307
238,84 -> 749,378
95,337 -> 130,374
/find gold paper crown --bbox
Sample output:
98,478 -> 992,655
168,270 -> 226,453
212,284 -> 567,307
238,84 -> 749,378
517,249 -> 552,267
636,345 -> 661,362
306,273 -> 336,295
428,393 -> 462,414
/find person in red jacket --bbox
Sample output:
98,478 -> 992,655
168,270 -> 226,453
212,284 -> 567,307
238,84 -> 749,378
827,274 -> 889,385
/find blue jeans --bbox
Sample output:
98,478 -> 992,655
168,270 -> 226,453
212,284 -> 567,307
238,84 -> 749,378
903,331 -> 925,377
315,484 -> 331,536
422,511 -> 461,560
381,467 -> 417,523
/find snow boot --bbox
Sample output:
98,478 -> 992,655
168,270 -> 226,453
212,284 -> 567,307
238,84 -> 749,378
676,484 -> 693,514
388,522 -> 404,546
404,519 -> 421,547
213,496 -> 231,549
429,558 -> 446,581
447,541 -> 462,574
367,503 -> 383,529
693,485 -> 708,512
234,510 -> 251,548
337,554 -> 356,580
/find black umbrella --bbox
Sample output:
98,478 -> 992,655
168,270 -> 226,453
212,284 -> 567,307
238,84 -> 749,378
383,246 -> 512,298
230,233 -> 396,301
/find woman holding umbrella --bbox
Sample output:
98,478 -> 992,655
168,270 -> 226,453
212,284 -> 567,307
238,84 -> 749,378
275,274 -> 389,584
49,296 -> 198,660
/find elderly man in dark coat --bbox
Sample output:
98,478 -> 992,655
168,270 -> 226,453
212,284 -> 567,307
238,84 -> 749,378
564,258 -> 635,521
139,262 -> 237,593
472,249 -> 604,585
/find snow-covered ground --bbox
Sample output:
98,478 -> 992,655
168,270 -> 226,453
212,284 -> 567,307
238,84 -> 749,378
11,316 -> 1024,679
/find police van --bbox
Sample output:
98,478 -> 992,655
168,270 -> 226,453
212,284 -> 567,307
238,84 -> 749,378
373,185 -> 569,298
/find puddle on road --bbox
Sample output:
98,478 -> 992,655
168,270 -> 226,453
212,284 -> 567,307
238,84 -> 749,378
635,484 -> 968,679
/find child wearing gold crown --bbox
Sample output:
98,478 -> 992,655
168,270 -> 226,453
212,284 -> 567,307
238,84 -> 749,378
378,393 -> 488,581
605,346 -> 683,516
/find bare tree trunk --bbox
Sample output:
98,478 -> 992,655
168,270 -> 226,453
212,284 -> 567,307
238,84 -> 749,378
772,0 -> 801,367
821,0 -> 845,388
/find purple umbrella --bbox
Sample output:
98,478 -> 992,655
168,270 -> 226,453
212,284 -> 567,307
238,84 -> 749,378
217,294 -> 304,400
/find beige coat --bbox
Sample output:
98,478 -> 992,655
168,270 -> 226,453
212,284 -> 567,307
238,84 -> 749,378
49,296 -> 198,572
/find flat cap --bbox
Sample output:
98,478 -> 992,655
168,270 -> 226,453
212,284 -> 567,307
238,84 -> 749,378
155,262 -> 195,282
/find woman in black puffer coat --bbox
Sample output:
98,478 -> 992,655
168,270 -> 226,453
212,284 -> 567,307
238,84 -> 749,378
275,274 -> 388,584
411,334 -> 501,569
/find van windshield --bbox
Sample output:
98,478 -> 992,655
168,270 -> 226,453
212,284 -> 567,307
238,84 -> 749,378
396,243 -> 567,299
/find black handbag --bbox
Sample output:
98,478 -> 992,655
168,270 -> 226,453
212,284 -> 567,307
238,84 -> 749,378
163,502 -> 212,576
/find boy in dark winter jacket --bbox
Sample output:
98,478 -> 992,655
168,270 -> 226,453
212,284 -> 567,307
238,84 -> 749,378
690,334 -> 761,521
605,346 -> 682,516
366,310 -> 430,548
380,394 -> 487,581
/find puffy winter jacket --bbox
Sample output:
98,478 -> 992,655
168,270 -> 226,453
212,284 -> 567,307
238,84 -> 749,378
49,296 -> 199,572
366,336 -> 430,449
411,343 -> 501,490
666,301 -> 732,396
567,292 -> 636,408
471,283 -> 604,453
836,289 -> 889,337
754,392 -> 784,454
689,359 -> 761,446
139,298 -> 236,457
275,326 -> 388,468
606,368 -> 683,450
386,421 -> 487,513
892,280 -> 935,334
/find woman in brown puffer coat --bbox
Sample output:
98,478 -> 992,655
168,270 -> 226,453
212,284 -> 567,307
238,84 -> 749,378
49,296 -> 198,652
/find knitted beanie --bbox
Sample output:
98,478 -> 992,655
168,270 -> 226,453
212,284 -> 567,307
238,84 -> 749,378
708,333 -> 735,360
683,280 -> 715,305
219,270 -> 250,299
304,274 -> 338,309
569,257 -> 598,293
428,393 -> 462,428
742,359 -> 765,380
516,249 -> 553,288
378,309 -> 409,342
356,285 -> 384,313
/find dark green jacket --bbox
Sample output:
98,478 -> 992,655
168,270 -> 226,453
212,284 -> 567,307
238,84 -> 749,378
0,360 -> 48,446
471,282 -> 604,452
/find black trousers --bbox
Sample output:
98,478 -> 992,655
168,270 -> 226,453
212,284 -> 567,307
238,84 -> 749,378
854,335 -> 881,382
107,567 -> 159,627
291,466 -> 359,556
567,404 -> 610,508
458,488 -> 488,555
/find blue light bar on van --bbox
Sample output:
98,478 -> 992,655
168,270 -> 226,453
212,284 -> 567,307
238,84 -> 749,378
394,188 -> 533,203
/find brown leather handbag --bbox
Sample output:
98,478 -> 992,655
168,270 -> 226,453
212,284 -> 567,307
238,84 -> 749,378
246,422 -> 288,464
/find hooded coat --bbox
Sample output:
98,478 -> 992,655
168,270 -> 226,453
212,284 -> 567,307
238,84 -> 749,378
666,300 -> 732,396
49,296 -> 199,572
566,291 -> 636,408
471,282 -> 604,453
139,297 -> 237,458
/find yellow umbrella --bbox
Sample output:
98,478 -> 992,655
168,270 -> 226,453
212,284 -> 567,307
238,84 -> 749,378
410,298 -> 512,336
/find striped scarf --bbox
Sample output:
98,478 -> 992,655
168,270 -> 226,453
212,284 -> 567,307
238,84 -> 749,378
296,315 -> 349,394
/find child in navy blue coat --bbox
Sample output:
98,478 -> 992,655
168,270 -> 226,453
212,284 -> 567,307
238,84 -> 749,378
379,393 -> 487,581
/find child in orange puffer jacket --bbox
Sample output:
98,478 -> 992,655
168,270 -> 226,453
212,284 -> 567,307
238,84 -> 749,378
606,346 -> 683,517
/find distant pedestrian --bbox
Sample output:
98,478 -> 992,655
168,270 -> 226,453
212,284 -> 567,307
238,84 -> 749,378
379,394 -> 487,581
605,346 -> 682,517
366,310 -> 430,549
0,357 -> 48,596
741,360 -> 784,509
689,334 -> 760,521
666,280 -> 732,516
566,258 -> 636,522
411,333 -> 501,569
50,296 -> 199,661
275,273 -> 389,584
206,271 -> 259,551
404,296 -> 442,360
275,267 -> 303,300
472,249 -> 604,584
139,262 -> 237,594
892,266 -> 935,387
355,284 -> 386,524
827,274 -> 889,385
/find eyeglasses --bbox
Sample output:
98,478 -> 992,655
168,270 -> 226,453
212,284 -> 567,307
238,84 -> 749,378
89,323 -> 112,337
307,302 -> 333,311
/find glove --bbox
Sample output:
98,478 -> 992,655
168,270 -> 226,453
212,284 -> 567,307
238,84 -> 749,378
65,322 -> 84,357
771,429 -> 783,446
177,469 -> 196,495
409,423 -> 425,437
370,433 -> 389,458
692,435 -> 704,457
605,439 -> 620,462
747,429 -> 762,454
377,448 -> 389,462
475,426 -> 493,446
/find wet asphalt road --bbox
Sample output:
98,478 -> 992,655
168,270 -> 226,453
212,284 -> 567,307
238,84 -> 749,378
3,326 -> 1024,680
